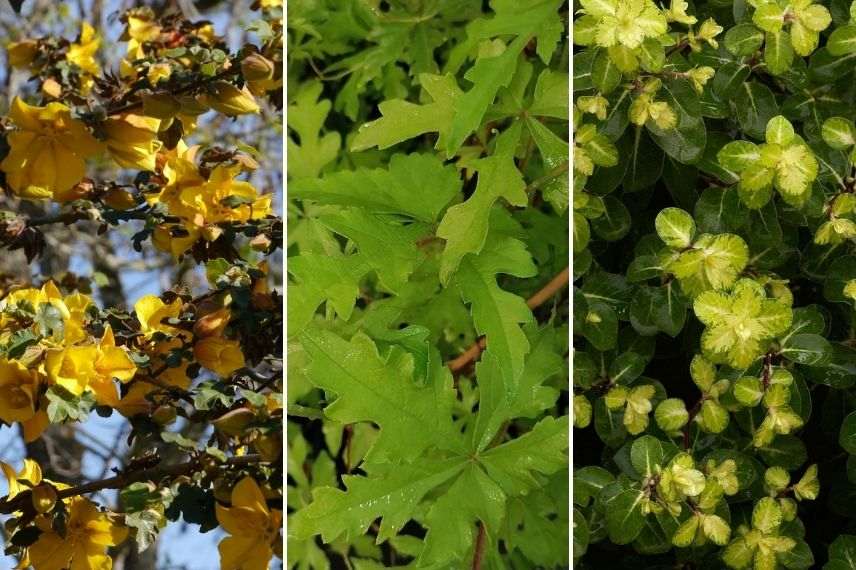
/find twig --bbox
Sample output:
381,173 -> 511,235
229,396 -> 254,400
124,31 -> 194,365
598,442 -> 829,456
447,267 -> 570,374
472,522 -> 486,570
0,454 -> 266,514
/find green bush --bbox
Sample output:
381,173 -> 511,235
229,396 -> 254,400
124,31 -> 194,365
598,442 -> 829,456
573,0 -> 856,567
287,1 -> 570,567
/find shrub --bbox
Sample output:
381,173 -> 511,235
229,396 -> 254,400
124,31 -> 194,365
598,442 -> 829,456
0,2 -> 283,568
573,0 -> 856,566
286,1 -> 570,567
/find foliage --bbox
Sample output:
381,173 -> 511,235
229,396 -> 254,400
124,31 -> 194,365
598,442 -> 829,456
573,0 -> 856,566
287,0 -> 570,568
0,1 -> 283,569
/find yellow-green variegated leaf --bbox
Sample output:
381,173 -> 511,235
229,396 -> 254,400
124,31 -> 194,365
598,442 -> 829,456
672,515 -> 700,547
702,514 -> 731,545
698,399 -> 729,433
581,0 -> 618,18
821,117 -> 856,150
798,4 -> 831,32
755,300 -> 793,336
608,45 -> 639,72
717,140 -> 761,172
585,134 -> 619,167
790,21 -> 819,56
753,3 -> 785,32
764,30 -> 794,75
655,398 -> 689,431
655,207 -> 696,249
733,377 -> 764,406
690,354 -> 717,392
793,464 -> 819,500
698,234 -> 750,290
774,144 -> 818,196
765,116 -> 795,146
752,497 -> 783,534
694,290 -> 732,326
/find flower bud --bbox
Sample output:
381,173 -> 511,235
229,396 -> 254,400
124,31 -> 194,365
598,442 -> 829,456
152,405 -> 177,425
200,81 -> 260,116
212,407 -> 255,436
241,53 -> 274,81
31,484 -> 57,514
7,40 -> 37,68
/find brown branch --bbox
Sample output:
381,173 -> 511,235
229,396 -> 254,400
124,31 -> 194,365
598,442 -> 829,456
447,266 -> 570,374
0,454 -> 266,515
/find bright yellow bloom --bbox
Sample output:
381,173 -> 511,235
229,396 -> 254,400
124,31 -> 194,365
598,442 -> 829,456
30,496 -> 127,570
260,0 -> 282,7
89,326 -> 137,407
146,62 -> 171,85
62,291 -> 92,345
1,97 -> 101,200
0,458 -> 43,499
134,295 -> 185,338
178,165 -> 272,227
216,477 -> 282,570
194,336 -> 245,377
66,23 -> 100,76
0,358 -> 40,424
45,345 -> 98,396
103,113 -> 162,171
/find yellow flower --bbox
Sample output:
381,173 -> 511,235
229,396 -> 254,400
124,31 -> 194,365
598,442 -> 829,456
0,458 -> 43,499
152,224 -> 200,258
0,97 -> 101,201
178,165 -> 272,226
194,336 -> 245,377
66,22 -> 100,76
89,326 -> 137,407
103,113 -> 162,171
30,496 -> 127,570
216,477 -> 282,570
62,291 -> 92,346
134,295 -> 184,338
147,62 -> 172,85
45,345 -> 98,396
194,307 -> 232,338
0,359 -> 40,424
199,82 -> 260,116
7,39 -> 37,68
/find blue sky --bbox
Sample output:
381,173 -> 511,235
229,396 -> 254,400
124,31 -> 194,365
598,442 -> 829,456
0,0 -> 281,568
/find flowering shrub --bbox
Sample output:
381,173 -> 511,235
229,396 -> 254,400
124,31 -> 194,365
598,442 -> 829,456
0,2 -> 282,569
573,0 -> 856,566
287,1 -> 570,567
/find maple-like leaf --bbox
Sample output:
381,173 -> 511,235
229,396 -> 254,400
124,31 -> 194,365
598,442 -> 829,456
286,82 -> 341,180
351,74 -> 461,152
298,328 -> 464,462
290,152 -> 461,223
455,236 -> 536,389
437,123 -> 527,282
287,254 -> 369,335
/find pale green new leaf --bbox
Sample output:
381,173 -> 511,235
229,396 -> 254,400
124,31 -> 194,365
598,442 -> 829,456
351,74 -> 462,152
437,123 -> 526,282
287,82 -> 341,180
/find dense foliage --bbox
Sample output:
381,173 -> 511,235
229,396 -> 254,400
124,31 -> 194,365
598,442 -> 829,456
286,1 -> 570,568
0,2 -> 283,569
572,0 -> 856,566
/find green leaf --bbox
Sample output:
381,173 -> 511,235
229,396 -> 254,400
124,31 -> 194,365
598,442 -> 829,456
287,82 -> 341,179
630,435 -> 664,476
655,207 -> 696,248
839,412 -> 856,454
299,328 -> 464,461
291,457 -> 466,544
455,237 -> 535,389
290,152 -> 461,223
125,509 -> 165,553
827,24 -> 856,55
525,116 -> 570,212
592,49 -> 622,94
734,81 -> 779,140
287,254 -> 369,334
351,74 -> 461,152
725,23 -> 765,56
764,30 -> 795,75
601,482 -> 646,545
590,195 -> 632,241
437,123 -> 526,282
480,415 -> 570,496
780,333 -> 833,366
574,466 -> 615,507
